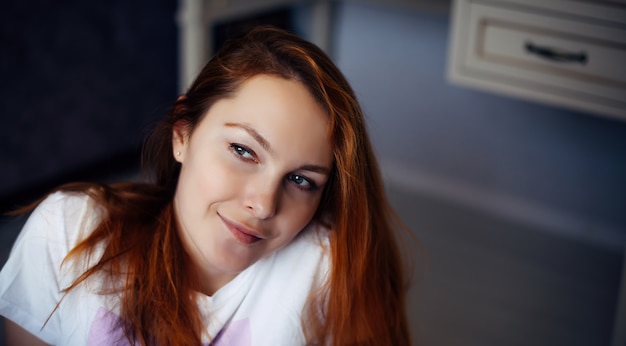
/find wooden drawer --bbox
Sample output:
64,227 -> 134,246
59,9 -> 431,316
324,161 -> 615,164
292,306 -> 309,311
448,0 -> 626,121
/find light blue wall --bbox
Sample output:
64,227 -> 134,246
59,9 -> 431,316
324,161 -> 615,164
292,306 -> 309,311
331,2 -> 626,243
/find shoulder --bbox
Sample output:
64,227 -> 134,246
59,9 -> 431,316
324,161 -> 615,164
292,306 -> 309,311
5,190 -> 104,286
21,191 -> 102,248
0,191 -> 104,344
35,190 -> 98,221
274,222 -> 330,277
27,190 -> 98,226
245,222 -> 330,297
7,190 -> 103,275
291,221 -> 330,255
257,223 -> 330,304
231,223 -> 330,343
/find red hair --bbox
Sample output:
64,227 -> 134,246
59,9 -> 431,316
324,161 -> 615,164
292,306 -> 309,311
39,26 -> 412,345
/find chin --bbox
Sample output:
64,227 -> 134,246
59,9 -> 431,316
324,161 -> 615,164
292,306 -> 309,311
211,252 -> 257,274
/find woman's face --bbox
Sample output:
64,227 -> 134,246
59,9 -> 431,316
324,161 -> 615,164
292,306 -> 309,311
172,74 -> 333,295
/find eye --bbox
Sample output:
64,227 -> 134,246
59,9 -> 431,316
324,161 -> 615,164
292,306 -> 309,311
230,143 -> 256,162
288,174 -> 317,191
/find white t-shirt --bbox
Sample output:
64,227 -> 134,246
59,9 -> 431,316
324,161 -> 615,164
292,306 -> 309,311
0,191 -> 330,345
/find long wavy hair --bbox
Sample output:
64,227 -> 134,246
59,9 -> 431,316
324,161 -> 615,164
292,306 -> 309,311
42,26 -> 411,345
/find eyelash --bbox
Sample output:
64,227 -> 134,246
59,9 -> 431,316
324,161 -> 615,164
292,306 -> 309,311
288,174 -> 318,192
229,143 -> 318,192
229,143 -> 257,162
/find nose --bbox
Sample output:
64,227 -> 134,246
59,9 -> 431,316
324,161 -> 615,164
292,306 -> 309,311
245,180 -> 279,220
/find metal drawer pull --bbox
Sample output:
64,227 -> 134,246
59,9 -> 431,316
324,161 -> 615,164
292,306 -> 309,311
525,42 -> 587,64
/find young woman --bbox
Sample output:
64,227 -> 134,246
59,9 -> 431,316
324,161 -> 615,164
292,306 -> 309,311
0,26 -> 411,345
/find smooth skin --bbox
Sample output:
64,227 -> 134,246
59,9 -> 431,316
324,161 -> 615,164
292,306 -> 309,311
172,74 -> 333,296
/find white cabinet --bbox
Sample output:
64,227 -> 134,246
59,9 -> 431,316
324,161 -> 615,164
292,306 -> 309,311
176,0 -> 333,92
176,0 -> 450,93
447,0 -> 626,121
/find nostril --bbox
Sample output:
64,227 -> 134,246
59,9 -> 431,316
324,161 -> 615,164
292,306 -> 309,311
244,183 -> 280,219
248,199 -> 277,220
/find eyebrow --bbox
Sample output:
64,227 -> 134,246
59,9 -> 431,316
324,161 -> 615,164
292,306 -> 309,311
224,122 -> 332,176
300,164 -> 331,176
224,122 -> 271,152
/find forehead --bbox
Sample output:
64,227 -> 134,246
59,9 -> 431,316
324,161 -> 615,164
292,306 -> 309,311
196,74 -> 333,164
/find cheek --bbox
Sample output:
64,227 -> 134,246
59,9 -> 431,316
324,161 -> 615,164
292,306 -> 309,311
281,194 -> 323,235
177,154 -> 236,207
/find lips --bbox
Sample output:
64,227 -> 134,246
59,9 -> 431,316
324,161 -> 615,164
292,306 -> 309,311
219,214 -> 265,246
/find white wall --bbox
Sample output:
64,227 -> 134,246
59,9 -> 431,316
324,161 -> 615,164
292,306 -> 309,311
331,1 -> 626,250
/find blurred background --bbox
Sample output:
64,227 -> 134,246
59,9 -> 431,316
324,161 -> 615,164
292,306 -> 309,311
1,0 -> 625,345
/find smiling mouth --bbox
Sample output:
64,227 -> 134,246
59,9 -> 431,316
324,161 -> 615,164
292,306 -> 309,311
219,214 -> 264,246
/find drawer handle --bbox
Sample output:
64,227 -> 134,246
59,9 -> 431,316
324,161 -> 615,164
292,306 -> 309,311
525,42 -> 587,65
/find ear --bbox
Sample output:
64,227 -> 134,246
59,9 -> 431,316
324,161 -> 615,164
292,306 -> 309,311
172,120 -> 190,163
172,95 -> 191,163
